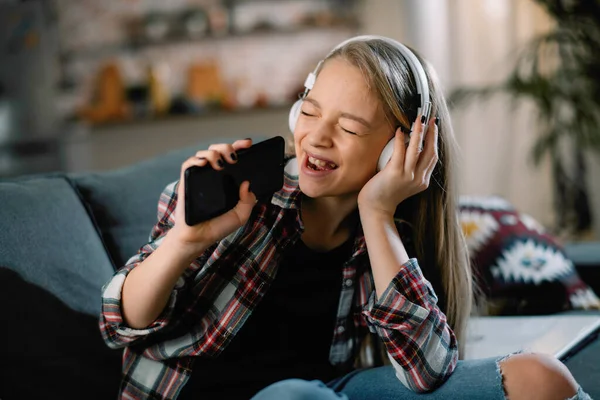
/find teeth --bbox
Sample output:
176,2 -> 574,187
308,156 -> 325,167
308,156 -> 336,169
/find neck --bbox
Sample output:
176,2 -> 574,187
300,194 -> 359,250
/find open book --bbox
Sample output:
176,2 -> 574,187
464,315 -> 600,361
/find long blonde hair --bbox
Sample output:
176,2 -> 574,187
319,39 -> 474,355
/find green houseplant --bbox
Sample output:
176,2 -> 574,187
450,0 -> 600,238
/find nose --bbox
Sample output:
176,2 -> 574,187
306,120 -> 334,148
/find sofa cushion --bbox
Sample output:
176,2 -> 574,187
69,136 -> 267,269
0,266 -> 121,400
459,195 -> 600,315
69,146 -> 195,269
0,176 -> 115,315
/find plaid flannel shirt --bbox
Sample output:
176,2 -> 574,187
100,161 -> 458,400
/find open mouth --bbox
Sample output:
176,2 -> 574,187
306,155 -> 338,171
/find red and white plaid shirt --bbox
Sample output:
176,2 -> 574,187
100,161 -> 458,399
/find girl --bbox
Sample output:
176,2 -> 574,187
100,36 -> 589,399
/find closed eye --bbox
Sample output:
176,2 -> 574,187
300,111 -> 314,117
341,127 -> 357,135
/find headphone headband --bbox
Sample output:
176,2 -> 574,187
302,35 -> 431,120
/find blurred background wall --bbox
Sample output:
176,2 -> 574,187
361,0 -> 556,229
0,0 -> 590,235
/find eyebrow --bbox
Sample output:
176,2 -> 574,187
304,97 -> 373,129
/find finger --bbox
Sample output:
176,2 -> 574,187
418,122 -> 439,191
181,156 -> 209,177
424,164 -> 436,190
416,117 -> 438,172
208,143 -> 239,164
238,180 -> 257,205
232,181 -> 256,221
195,150 -> 225,170
404,114 -> 427,171
388,127 -> 407,170
232,138 -> 253,151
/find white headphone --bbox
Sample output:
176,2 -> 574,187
288,35 -> 432,172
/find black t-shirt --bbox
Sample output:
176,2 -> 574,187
178,237 -> 353,400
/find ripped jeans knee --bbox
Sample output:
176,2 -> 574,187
496,352 -> 591,400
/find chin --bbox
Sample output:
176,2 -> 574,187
298,177 -> 362,201
297,177 -> 327,198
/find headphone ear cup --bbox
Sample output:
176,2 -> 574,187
377,138 -> 395,172
289,99 -> 303,134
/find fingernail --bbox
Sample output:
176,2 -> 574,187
421,115 -> 426,124
435,117 -> 440,126
217,158 -> 224,168
231,152 -> 237,161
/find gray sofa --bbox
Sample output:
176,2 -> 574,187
1,136 -> 599,399
0,138 -> 207,399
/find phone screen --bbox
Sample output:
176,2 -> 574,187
184,136 -> 285,226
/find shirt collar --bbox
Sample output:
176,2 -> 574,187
270,158 -> 302,210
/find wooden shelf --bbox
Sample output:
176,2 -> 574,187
62,25 -> 358,61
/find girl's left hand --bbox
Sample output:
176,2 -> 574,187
357,116 -> 439,216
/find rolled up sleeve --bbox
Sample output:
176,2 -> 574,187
362,258 -> 459,393
99,181 -> 187,349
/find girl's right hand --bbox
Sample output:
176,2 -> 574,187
169,138 -> 257,252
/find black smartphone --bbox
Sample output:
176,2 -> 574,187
184,136 -> 286,226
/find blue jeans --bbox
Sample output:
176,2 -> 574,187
251,356 -> 591,400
